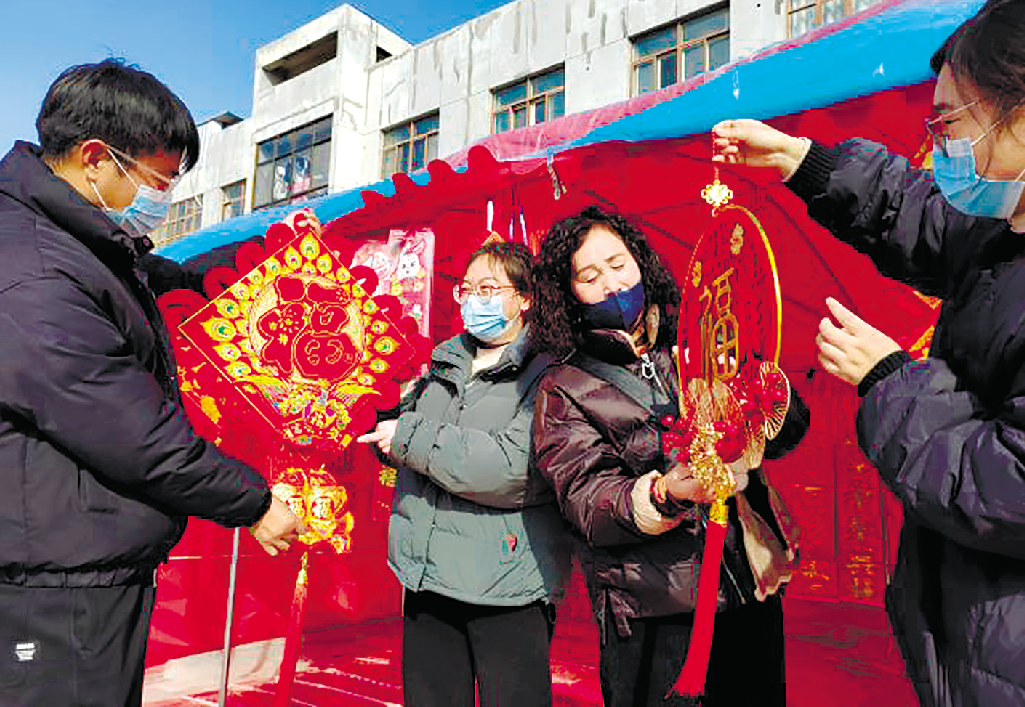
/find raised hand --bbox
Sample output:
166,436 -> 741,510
357,419 -> 399,458
249,495 -> 304,556
816,297 -> 902,385
711,118 -> 811,181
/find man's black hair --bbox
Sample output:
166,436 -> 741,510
36,58 -> 200,172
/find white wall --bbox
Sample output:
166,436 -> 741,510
169,118 -> 253,235
166,0 -> 790,236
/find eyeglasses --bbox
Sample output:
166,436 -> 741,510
452,282 -> 517,304
107,145 -> 180,192
924,100 -> 981,156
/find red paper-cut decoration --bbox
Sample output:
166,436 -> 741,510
160,211 -> 429,458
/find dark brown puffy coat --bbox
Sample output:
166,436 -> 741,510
532,330 -> 807,637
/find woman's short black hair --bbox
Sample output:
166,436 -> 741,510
931,0 -> 1025,129
530,205 -> 681,359
464,240 -> 536,318
36,58 -> 200,172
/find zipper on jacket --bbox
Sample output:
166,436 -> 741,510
639,352 -> 672,407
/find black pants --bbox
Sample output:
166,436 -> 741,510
600,594 -> 786,707
0,582 -> 156,707
402,590 -> 556,707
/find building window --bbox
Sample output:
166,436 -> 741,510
633,7 -> 730,95
153,196 -> 203,244
382,113 -> 440,178
254,116 -> 332,211
222,180 -> 246,221
493,68 -> 565,134
788,0 -> 880,37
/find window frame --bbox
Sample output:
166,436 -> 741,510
253,116 -> 332,211
632,6 -> 731,96
153,195 -> 203,244
787,0 -> 879,38
381,112 -> 441,179
491,67 -> 566,135
221,180 -> 247,222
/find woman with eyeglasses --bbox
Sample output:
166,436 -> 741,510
358,241 -> 570,707
712,2 -> 1025,705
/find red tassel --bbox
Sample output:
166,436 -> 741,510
273,551 -> 310,707
668,510 -> 729,698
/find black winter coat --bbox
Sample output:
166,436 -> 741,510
533,328 -> 807,638
789,138 -> 1025,707
0,142 -> 271,588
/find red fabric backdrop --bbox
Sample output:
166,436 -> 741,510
146,80 -> 939,673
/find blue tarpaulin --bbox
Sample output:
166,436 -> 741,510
160,0 -> 982,263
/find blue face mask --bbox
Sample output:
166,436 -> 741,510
94,150 -> 174,235
933,135 -> 1025,220
579,280 -> 646,332
461,295 -> 516,343
109,183 -> 173,235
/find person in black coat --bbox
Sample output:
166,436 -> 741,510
714,1 -> 1025,704
0,59 -> 301,707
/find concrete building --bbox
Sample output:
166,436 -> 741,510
154,0 -> 882,245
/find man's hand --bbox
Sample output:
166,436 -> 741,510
357,420 -> 399,458
711,118 -> 811,181
249,495 -> 304,556
817,297 -> 902,386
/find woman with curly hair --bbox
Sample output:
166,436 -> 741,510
530,205 -> 808,707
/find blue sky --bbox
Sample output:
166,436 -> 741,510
0,0 -> 509,154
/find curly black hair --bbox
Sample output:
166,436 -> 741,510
529,205 -> 680,358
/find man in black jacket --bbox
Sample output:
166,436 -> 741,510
0,59 -> 300,706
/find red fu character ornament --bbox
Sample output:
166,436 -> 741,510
156,210 -> 430,707
663,167 -> 792,699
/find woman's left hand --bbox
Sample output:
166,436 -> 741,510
817,297 -> 901,385
357,420 -> 399,457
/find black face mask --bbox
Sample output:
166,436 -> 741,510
578,280 -> 646,331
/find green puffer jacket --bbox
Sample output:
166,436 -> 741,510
387,328 -> 571,606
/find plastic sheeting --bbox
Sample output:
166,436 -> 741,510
147,77 -> 940,668
142,0 -> 979,700
159,0 -> 982,264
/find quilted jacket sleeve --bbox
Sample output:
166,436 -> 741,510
532,375 -> 651,547
389,364 -> 552,511
0,276 -> 271,527
787,138 -> 983,299
858,357 -> 1025,560
137,253 -> 205,296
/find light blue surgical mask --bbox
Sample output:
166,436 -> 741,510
93,149 -> 174,235
933,133 -> 1025,220
461,294 -> 516,343
111,183 -> 173,234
